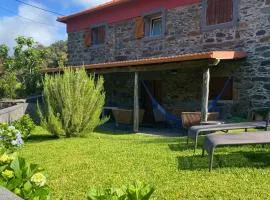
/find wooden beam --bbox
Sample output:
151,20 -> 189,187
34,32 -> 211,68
133,72 -> 139,133
88,59 -> 216,74
201,67 -> 210,122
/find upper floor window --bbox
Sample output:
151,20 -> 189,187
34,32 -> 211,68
134,9 -> 165,39
150,16 -> 162,36
83,25 -> 106,47
202,0 -> 238,31
92,25 -> 105,45
144,12 -> 164,37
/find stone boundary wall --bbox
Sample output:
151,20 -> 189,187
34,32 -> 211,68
0,103 -> 28,124
0,187 -> 22,200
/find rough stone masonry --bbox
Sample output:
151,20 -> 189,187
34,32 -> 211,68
67,0 -> 270,116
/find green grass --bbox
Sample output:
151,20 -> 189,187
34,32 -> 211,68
20,127 -> 270,199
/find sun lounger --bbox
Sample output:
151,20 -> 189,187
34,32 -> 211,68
202,132 -> 270,171
188,121 -> 268,151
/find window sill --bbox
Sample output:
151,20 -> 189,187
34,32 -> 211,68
89,44 -> 106,49
201,21 -> 237,32
142,35 -> 164,41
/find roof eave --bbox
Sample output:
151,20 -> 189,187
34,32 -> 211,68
57,0 -> 132,23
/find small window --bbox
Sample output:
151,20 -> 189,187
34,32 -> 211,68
210,77 -> 233,100
91,25 -> 105,45
144,11 -> 164,37
150,17 -> 162,36
202,0 -> 238,31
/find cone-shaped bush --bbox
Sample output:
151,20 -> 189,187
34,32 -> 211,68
38,68 -> 107,137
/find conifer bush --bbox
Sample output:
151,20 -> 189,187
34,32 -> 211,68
38,68 -> 107,137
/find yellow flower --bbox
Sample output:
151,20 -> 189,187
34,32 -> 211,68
2,169 -> 14,179
31,172 -> 46,187
0,153 -> 13,163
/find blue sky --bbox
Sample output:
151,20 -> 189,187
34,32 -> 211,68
0,0 -> 110,50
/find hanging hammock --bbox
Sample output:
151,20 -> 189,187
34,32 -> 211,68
208,76 -> 232,112
141,81 -> 182,128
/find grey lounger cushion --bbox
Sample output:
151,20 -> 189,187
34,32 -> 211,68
202,131 -> 270,171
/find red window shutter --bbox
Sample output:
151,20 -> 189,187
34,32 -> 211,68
224,0 -> 233,23
134,17 -> 144,39
84,28 -> 92,47
98,26 -> 105,43
207,0 -> 233,25
206,0 -> 216,25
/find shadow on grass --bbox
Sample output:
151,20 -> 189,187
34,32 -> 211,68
177,151 -> 270,171
27,134 -> 59,143
168,139 -> 191,151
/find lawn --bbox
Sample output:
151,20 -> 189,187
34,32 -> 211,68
20,127 -> 270,199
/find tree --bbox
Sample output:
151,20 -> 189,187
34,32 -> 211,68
45,40 -> 67,68
1,36 -> 48,96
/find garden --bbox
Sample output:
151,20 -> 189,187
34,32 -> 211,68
0,37 -> 270,199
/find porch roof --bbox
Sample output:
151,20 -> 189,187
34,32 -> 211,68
42,51 -> 247,73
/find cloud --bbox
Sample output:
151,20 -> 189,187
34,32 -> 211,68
0,1 -> 66,52
72,0 -> 111,8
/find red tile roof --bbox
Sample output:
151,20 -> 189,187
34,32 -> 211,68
42,51 -> 247,73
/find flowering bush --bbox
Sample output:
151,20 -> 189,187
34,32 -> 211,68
0,123 -> 23,152
13,114 -> 35,139
0,152 -> 51,199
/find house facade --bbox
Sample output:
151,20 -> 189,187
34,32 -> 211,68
58,0 -> 270,121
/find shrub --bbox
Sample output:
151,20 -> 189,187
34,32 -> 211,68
0,123 -> 23,153
38,68 -> 108,137
0,152 -> 51,199
87,181 -> 156,200
0,71 -> 20,99
13,114 -> 35,139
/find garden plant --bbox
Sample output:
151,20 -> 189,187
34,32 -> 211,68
38,68 -> 108,137
0,122 -> 51,199
87,181 -> 156,200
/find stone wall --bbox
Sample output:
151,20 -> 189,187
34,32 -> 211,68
0,103 -> 28,124
67,0 -> 270,115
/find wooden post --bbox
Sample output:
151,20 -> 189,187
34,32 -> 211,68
133,72 -> 139,132
201,67 -> 210,122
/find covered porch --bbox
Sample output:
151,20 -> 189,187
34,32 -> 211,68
44,51 -> 247,133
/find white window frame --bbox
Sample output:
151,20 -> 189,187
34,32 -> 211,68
150,16 -> 162,36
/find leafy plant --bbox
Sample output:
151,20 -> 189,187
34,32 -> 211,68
0,36 -> 48,96
0,123 -> 23,153
87,181 -> 156,200
38,68 -> 108,137
0,152 -> 50,199
13,114 -> 35,139
0,71 -> 21,99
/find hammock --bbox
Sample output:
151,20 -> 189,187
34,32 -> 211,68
141,81 -> 182,128
208,76 -> 232,112
142,76 -> 232,128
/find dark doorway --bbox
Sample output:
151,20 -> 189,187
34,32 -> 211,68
141,80 -> 163,124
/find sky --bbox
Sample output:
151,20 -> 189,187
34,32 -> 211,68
0,0 -> 110,51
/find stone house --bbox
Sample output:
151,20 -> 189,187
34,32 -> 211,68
51,0 -> 270,130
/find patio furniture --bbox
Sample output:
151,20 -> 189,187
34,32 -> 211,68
112,108 -> 144,126
202,132 -> 270,172
181,112 -> 219,129
188,121 -> 268,151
